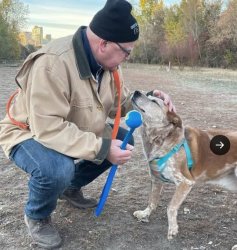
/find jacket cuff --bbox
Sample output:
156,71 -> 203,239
92,137 -> 111,165
92,123 -> 112,165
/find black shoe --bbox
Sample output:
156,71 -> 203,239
59,188 -> 97,209
24,214 -> 62,249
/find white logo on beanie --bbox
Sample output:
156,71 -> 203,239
130,22 -> 139,35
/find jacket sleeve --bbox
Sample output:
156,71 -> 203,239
26,55 -> 110,163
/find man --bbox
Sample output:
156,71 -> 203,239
0,0 -> 175,248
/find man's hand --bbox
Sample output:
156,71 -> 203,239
153,90 -> 176,112
106,139 -> 134,165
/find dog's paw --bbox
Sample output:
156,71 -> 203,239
167,225 -> 179,240
133,210 -> 150,223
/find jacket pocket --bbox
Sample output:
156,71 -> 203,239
69,98 -> 93,131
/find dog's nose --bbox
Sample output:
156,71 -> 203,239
133,90 -> 142,98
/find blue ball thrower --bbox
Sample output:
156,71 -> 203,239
95,110 -> 143,216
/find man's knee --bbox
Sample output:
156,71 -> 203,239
36,156 -> 75,191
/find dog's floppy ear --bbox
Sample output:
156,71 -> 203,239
167,111 -> 182,128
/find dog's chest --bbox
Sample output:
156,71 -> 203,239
150,158 -> 186,185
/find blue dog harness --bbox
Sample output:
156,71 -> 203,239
152,138 -> 194,182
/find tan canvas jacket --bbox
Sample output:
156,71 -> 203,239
0,27 -> 132,163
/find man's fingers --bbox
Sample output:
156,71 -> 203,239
120,149 -> 132,157
126,144 -> 134,151
171,105 -> 176,113
118,157 -> 131,165
158,92 -> 176,113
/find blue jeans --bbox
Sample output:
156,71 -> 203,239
9,126 -> 134,220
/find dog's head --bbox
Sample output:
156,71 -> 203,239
132,90 -> 182,129
131,90 -> 183,159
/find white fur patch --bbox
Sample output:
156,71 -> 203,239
207,167 -> 237,192
161,158 -> 194,186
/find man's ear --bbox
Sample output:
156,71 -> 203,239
167,111 -> 182,128
99,40 -> 107,53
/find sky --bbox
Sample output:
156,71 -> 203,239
21,0 -> 180,39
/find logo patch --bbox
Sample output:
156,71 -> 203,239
130,22 -> 139,35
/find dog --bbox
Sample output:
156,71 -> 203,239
131,90 -> 237,240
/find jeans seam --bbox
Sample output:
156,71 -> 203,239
20,144 -> 42,175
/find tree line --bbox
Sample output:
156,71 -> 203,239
131,0 -> 237,68
0,0 -> 236,68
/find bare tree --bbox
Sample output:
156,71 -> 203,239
0,0 -> 28,32
0,0 -> 28,59
180,0 -> 206,60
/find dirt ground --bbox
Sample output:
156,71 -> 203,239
0,63 -> 237,250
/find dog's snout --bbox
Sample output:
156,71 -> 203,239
133,90 -> 142,98
132,90 -> 146,113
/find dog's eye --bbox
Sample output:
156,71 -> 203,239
151,100 -> 157,104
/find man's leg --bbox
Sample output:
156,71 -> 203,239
10,138 -> 75,248
61,126 -> 134,207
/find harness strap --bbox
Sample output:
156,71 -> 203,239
111,70 -> 121,139
157,139 -> 186,172
6,89 -> 29,130
183,139 -> 194,168
155,138 -> 194,173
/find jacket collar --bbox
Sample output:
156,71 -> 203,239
72,26 -> 93,80
81,28 -> 102,80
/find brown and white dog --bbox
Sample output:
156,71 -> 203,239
131,90 -> 237,239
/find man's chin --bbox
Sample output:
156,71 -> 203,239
101,64 -> 118,72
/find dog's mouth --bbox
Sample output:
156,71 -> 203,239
132,97 -> 145,112
131,91 -> 146,112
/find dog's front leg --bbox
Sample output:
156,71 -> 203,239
167,181 -> 193,240
133,177 -> 162,222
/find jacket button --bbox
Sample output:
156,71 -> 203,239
97,105 -> 103,110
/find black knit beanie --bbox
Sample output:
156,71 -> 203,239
89,0 -> 139,43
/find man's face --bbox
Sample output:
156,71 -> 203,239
97,41 -> 135,71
